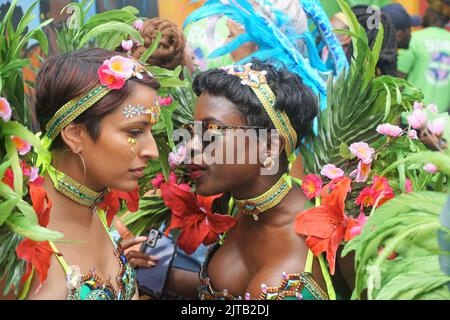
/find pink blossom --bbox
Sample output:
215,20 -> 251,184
0,97 -> 12,122
376,123 -> 403,137
349,213 -> 369,238
423,163 -> 438,174
350,161 -> 371,183
29,167 -> 39,183
133,19 -> 144,31
152,173 -> 165,188
102,56 -> 134,79
405,179 -> 413,193
301,174 -> 323,200
158,96 -> 173,107
413,101 -> 424,110
428,118 -> 446,136
98,65 -> 126,90
321,164 -> 344,180
169,171 -> 177,184
121,40 -> 134,52
427,104 -> 438,113
407,129 -> 418,140
349,142 -> 374,164
168,145 -> 187,169
407,109 -> 427,129
11,136 -> 31,156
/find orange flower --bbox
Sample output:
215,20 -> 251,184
295,176 -> 352,275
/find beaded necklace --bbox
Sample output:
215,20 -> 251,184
233,174 -> 292,221
49,168 -> 106,208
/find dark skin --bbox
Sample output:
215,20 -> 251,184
121,93 -> 355,299
188,93 -> 349,298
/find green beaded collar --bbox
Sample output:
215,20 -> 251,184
233,174 -> 292,221
48,166 -> 107,208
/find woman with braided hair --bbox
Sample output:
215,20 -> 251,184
346,5 -> 398,77
128,17 -> 199,74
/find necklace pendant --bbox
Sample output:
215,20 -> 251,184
253,214 -> 259,221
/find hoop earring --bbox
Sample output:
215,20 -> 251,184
76,152 -> 87,183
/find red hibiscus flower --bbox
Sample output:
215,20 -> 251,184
161,182 -> 237,255
301,174 -> 323,200
16,240 -> 53,285
294,176 -> 352,275
17,176 -> 54,286
98,187 -> 140,227
2,167 -> 14,189
29,182 -> 52,228
98,65 -> 126,90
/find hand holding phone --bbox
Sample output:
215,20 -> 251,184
135,229 -> 177,298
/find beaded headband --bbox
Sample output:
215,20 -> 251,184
45,56 -> 159,142
222,63 -> 298,162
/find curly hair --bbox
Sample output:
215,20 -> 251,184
193,59 -> 318,147
131,18 -> 187,70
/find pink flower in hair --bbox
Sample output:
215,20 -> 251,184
103,56 -> 134,79
98,56 -> 134,90
98,65 -> 126,90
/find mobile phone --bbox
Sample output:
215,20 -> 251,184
135,229 -> 177,298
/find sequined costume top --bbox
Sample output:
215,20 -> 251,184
198,245 -> 329,300
49,209 -> 136,300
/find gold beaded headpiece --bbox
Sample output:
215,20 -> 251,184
222,63 -> 298,162
45,56 -> 160,143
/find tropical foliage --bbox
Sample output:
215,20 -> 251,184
299,0 -> 450,300
55,0 -> 144,53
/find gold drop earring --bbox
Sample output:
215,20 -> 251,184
128,137 -> 137,153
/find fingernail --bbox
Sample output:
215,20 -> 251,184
147,262 -> 155,267
135,236 -> 148,241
